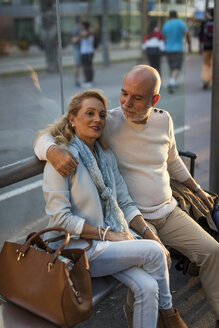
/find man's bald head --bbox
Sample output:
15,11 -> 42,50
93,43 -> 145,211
124,65 -> 161,96
120,65 -> 161,124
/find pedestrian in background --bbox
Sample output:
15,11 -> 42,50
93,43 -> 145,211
71,16 -> 82,88
162,10 -> 189,93
80,21 -> 95,89
142,19 -> 164,74
199,8 -> 214,90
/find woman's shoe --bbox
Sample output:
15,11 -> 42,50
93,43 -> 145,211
123,302 -> 133,328
158,308 -> 188,328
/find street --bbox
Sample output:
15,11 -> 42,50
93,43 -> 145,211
0,52 -> 215,327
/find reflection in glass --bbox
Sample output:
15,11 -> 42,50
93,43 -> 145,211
0,0 -> 61,166
40,0 -> 58,72
0,0 -> 197,160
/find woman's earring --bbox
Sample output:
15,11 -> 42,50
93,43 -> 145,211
71,123 -> 75,128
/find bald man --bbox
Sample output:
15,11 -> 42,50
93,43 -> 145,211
34,65 -> 219,328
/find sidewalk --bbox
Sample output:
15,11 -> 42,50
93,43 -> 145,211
0,44 -> 141,76
0,37 -> 200,76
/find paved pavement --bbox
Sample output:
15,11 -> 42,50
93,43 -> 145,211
0,37 -> 200,77
0,43 -> 141,76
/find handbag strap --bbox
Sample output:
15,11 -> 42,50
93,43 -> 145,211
83,239 -> 93,252
18,227 -> 70,265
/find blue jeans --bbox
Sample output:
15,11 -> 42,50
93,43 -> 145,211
73,47 -> 81,66
89,239 -> 172,328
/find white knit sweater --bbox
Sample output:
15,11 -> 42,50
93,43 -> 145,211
101,107 -> 191,219
34,107 -> 191,220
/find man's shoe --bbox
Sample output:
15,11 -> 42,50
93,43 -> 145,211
158,308 -> 188,328
215,320 -> 219,328
123,303 -> 133,328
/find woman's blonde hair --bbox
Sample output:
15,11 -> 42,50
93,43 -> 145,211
35,89 -> 107,147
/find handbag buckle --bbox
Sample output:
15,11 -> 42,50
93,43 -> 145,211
47,262 -> 54,272
16,249 -> 24,261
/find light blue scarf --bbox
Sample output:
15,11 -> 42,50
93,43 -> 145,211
72,135 -> 129,232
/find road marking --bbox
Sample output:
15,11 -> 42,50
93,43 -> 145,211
0,125 -> 191,202
174,125 -> 190,134
0,180 -> 43,202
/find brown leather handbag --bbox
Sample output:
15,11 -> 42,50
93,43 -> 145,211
0,227 -> 92,327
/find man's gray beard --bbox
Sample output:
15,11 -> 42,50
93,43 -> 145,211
122,107 -> 151,123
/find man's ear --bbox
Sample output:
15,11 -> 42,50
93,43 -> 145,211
152,94 -> 160,107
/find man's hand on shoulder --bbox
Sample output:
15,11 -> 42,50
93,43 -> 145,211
46,145 -> 78,177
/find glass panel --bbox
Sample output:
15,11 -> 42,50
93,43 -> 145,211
0,0 -> 191,163
0,0 -> 62,165
0,0 -> 213,253
0,0 -> 64,244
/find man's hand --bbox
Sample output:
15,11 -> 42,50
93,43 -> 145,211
183,177 -> 214,210
129,214 -> 172,269
143,228 -> 172,269
197,189 -> 214,210
46,145 -> 78,177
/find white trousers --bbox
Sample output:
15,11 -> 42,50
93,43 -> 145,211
89,239 -> 172,328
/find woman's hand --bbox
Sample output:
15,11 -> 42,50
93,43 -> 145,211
106,231 -> 134,242
81,224 -> 134,242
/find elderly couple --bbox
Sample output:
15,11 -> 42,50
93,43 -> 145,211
35,65 -> 219,328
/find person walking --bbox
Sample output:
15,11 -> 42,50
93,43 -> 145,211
162,10 -> 189,93
80,21 -> 95,88
142,19 -> 164,74
199,8 -> 214,90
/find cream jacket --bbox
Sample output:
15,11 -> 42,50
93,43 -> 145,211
43,144 -> 141,259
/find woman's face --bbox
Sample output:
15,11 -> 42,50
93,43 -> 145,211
69,97 -> 106,148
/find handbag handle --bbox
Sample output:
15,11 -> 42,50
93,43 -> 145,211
44,235 -> 93,252
17,227 -> 70,267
